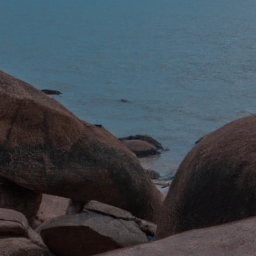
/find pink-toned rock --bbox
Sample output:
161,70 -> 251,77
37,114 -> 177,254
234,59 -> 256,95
0,208 -> 52,255
0,208 -> 29,238
0,237 -> 53,256
36,209 -> 148,256
156,115 -> 256,239
0,70 -> 163,223
121,140 -> 158,157
98,216 -> 256,256
83,201 -> 156,237
37,194 -> 70,222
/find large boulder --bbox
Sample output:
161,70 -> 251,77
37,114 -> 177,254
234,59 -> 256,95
156,115 -> 256,238
98,216 -> 256,256
0,70 -> 163,223
36,203 -> 150,256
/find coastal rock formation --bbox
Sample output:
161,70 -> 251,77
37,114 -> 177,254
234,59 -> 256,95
121,140 -> 158,157
156,115 -> 256,238
98,216 -> 256,256
36,202 -> 151,256
0,70 -> 163,223
0,208 -> 52,255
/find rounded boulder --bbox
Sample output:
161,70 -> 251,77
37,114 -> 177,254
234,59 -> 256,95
156,115 -> 256,238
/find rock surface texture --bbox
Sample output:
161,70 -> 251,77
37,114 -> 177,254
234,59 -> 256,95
156,115 -> 256,238
98,216 -> 256,256
36,202 -> 153,256
0,208 -> 52,255
0,70 -> 162,223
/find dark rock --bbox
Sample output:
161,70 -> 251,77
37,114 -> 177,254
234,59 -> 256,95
0,70 -> 162,223
66,199 -> 87,215
121,140 -> 158,157
121,99 -> 132,103
94,124 -> 103,128
98,216 -> 256,256
119,135 -> 163,150
0,178 -> 42,225
36,208 -> 148,256
156,115 -> 256,239
41,89 -> 62,95
144,169 -> 160,179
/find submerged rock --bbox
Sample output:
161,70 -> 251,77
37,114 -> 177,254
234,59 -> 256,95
0,70 -> 162,223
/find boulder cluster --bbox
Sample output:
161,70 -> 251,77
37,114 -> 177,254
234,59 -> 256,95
1,69 -> 256,255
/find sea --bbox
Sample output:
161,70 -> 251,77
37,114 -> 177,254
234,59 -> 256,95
1,0 -> 256,180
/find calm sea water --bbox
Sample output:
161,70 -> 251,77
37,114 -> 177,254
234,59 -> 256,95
1,0 -> 256,179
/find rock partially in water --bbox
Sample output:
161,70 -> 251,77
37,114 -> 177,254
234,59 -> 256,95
144,169 -> 160,180
121,140 -> 159,157
41,89 -> 62,95
119,135 -> 163,150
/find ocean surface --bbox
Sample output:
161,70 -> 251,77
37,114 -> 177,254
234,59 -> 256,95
1,0 -> 256,179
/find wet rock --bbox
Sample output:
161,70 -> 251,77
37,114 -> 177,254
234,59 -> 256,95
156,115 -> 256,239
0,70 -> 163,223
121,99 -> 132,103
98,216 -> 256,256
144,169 -> 160,179
121,140 -> 158,157
36,194 -> 70,224
118,135 -> 163,150
36,207 -> 149,256
41,89 -> 62,95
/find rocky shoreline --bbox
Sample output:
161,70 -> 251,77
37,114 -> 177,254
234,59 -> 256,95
1,70 -> 256,255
